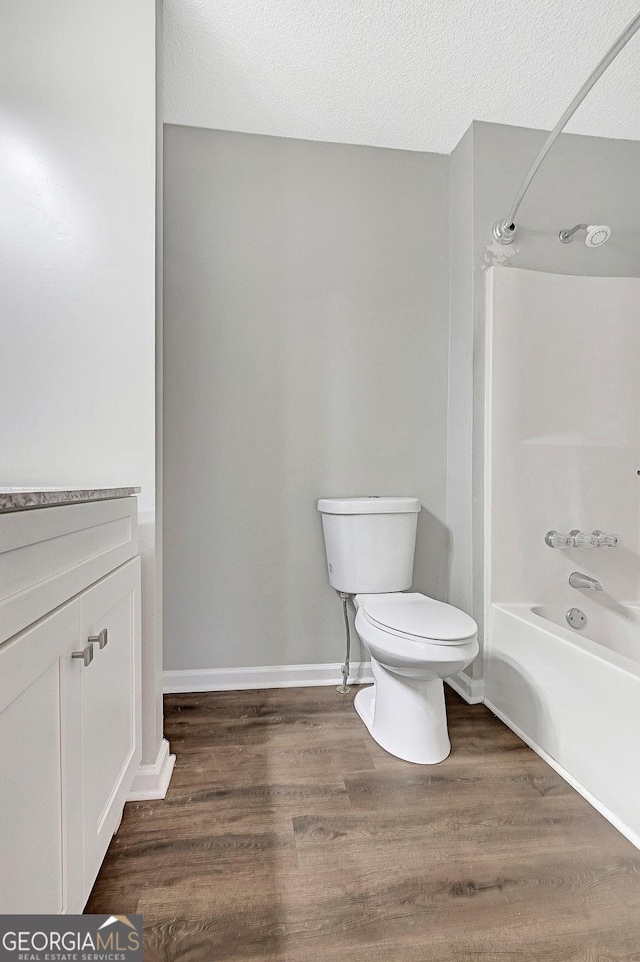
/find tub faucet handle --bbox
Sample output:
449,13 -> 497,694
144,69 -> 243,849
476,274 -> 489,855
570,530 -> 599,548
592,530 -> 621,547
545,530 -> 571,549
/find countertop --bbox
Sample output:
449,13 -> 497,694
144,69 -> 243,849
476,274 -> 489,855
0,486 -> 141,512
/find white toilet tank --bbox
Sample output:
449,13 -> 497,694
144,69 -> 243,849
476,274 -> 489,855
317,497 -> 421,593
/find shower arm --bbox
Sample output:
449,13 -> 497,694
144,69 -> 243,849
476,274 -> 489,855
492,10 -> 640,245
558,223 -> 588,243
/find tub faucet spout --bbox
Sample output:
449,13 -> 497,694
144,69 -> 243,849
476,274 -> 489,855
569,572 -> 602,591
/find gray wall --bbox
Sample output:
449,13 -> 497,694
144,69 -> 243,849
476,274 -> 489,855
447,120 -> 640,685
446,125 -> 474,621
163,126 -> 450,672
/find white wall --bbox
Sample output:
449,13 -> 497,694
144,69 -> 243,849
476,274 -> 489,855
0,2 -> 160,759
0,0 -> 156,514
163,126 -> 450,673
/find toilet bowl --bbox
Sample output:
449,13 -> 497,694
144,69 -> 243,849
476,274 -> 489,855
353,593 -> 478,764
317,496 -> 479,765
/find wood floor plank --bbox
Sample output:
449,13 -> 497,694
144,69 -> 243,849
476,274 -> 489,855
87,686 -> 640,961
292,796 -> 632,871
343,759 -> 572,811
94,826 -> 299,883
175,741 -> 375,777
150,776 -> 351,828
164,688 -> 365,754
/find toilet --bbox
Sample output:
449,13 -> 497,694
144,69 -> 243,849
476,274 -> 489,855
317,497 -> 478,764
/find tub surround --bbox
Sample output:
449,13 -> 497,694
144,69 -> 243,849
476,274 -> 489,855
484,267 -> 640,851
446,122 -> 640,706
485,267 -> 640,607
0,486 -> 141,512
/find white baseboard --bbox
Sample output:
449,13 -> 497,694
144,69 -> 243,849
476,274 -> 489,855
485,698 -> 640,852
163,661 -> 374,694
446,671 -> 485,704
128,738 -> 176,801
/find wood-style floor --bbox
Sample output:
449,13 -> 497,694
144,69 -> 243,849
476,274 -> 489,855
87,686 -> 640,961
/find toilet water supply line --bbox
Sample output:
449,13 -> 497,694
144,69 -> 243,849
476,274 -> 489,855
337,591 -> 351,693
492,9 -> 640,245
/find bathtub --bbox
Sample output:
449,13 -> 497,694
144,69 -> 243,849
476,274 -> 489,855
485,601 -> 640,848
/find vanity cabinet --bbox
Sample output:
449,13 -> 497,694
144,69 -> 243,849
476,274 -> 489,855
0,497 -> 141,913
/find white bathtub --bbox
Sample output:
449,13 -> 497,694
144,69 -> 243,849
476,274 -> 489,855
485,601 -> 640,848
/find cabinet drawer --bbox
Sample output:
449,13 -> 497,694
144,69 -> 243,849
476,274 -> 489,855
0,498 -> 137,643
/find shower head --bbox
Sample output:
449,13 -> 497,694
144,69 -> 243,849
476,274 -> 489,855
585,225 -> 611,247
559,223 -> 611,246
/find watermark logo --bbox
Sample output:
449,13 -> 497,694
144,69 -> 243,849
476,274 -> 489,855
0,915 -> 143,961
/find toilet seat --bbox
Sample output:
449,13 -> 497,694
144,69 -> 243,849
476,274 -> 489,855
360,592 -> 477,646
354,601 -> 479,676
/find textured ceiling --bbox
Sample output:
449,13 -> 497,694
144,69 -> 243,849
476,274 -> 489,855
164,0 -> 640,153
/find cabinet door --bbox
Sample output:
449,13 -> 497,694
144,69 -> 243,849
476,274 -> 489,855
75,558 -> 141,903
0,602 -> 79,913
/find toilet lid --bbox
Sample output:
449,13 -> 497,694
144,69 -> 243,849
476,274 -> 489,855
362,593 -> 477,643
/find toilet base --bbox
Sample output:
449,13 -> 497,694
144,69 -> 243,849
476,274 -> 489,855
354,658 -> 451,765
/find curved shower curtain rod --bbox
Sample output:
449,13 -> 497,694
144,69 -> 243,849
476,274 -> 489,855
492,9 -> 640,244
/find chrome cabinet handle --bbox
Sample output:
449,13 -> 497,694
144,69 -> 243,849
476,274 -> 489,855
89,628 -> 108,650
72,642 -> 94,667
